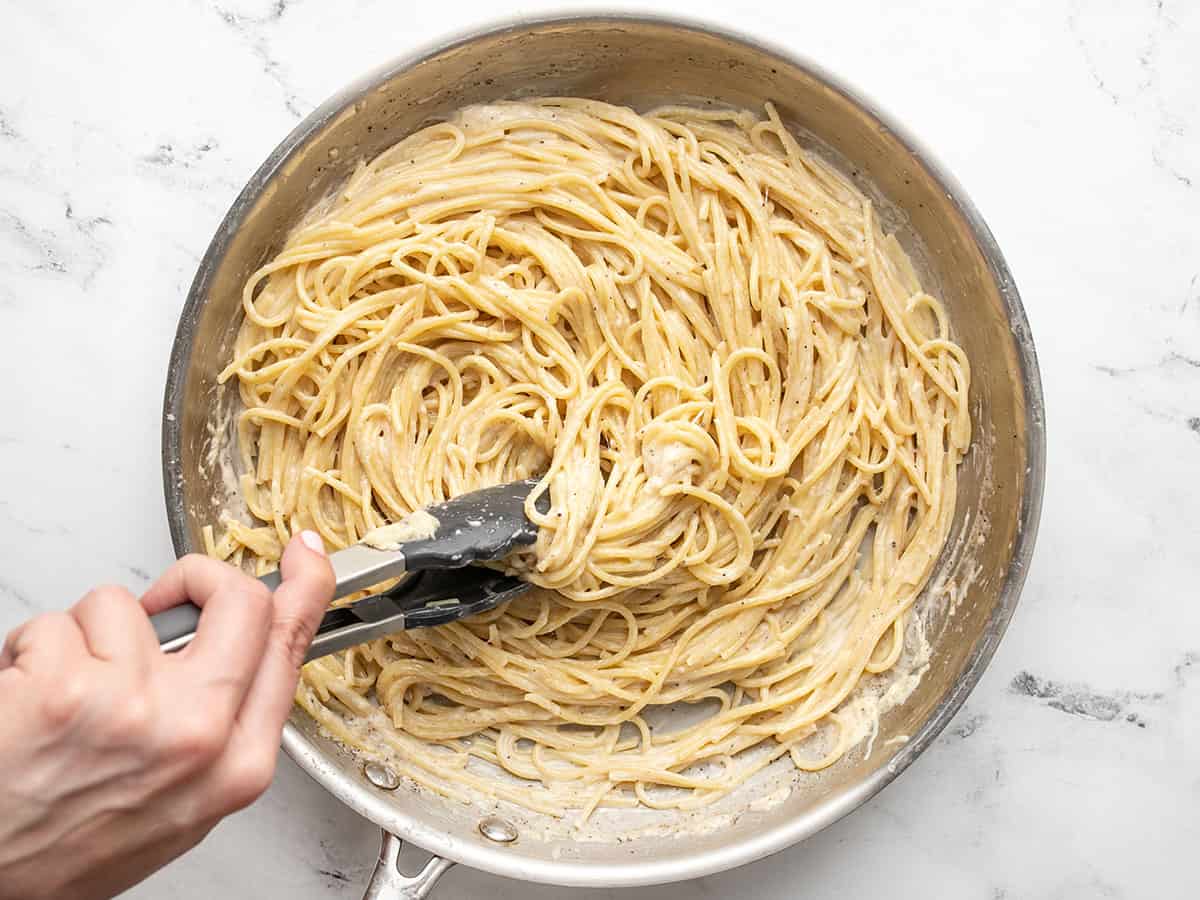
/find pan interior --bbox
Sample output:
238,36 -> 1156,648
164,16 -> 1038,885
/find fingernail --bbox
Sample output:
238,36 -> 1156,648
299,530 -> 326,555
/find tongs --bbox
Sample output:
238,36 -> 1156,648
151,479 -> 544,663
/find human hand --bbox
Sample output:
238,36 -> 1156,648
0,532 -> 334,900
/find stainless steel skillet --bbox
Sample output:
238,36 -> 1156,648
161,13 -> 1045,898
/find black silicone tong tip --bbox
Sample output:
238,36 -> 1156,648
400,478 -> 550,571
302,567 -> 531,661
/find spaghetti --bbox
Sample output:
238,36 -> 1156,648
207,99 -> 970,817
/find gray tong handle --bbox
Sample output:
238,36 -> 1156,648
152,602 -> 205,654
151,602 -> 410,662
150,546 -> 409,654
151,563 -> 529,664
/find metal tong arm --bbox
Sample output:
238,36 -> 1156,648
152,543 -> 410,654
152,566 -> 530,661
303,567 -> 528,662
152,479 -> 544,654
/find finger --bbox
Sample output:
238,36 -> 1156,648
147,555 -> 274,724
140,554 -> 238,615
70,585 -> 158,665
0,631 -> 16,669
236,532 -> 333,732
176,576 -> 274,724
197,732 -> 279,819
2,612 -> 90,674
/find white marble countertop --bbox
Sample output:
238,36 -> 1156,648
2,0 -> 1197,897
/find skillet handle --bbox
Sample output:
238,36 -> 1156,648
362,831 -> 454,900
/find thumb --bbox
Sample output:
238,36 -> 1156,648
272,531 -> 336,668
235,531 -> 334,732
